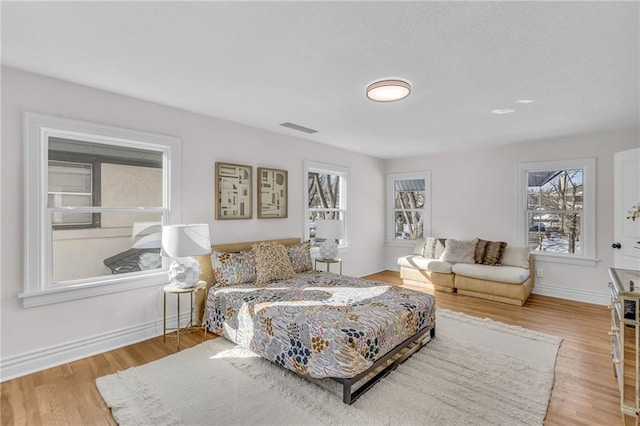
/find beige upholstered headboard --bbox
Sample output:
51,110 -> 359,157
194,237 -> 301,325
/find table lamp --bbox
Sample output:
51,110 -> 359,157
161,224 -> 211,288
131,221 -> 163,270
316,219 -> 344,260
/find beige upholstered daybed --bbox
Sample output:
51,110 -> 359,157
398,238 -> 534,306
195,238 -> 436,404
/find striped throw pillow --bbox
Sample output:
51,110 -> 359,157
475,239 -> 508,266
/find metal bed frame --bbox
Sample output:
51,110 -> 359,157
331,324 -> 436,404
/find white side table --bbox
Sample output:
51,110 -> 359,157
315,258 -> 343,275
162,281 -> 207,350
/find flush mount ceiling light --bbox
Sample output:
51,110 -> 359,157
491,108 -> 516,114
366,79 -> 411,102
516,99 -> 535,104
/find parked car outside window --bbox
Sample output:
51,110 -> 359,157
529,222 -> 546,232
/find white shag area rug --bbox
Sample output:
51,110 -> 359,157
97,309 -> 562,426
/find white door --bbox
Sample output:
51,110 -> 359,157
614,148 -> 640,269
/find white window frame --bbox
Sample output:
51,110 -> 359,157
516,158 -> 597,266
303,160 -> 349,251
386,171 -> 432,247
20,113 -> 182,307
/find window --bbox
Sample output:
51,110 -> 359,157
517,158 -> 596,266
21,113 -> 181,307
48,160 -> 97,228
387,172 -> 431,243
47,137 -> 165,230
303,161 -> 348,248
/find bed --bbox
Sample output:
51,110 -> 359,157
196,238 -> 436,404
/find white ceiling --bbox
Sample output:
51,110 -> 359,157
2,1 -> 638,159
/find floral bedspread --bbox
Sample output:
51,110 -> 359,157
205,271 -> 436,379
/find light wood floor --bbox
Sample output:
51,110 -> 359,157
0,270 -> 626,425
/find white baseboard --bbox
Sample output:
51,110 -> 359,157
0,312 -> 190,382
350,263 -> 389,278
532,283 -> 609,306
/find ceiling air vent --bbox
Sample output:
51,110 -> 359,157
279,122 -> 318,134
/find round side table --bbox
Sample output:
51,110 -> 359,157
162,281 -> 207,350
315,258 -> 343,275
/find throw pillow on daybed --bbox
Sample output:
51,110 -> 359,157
474,239 -> 508,266
211,249 -> 256,286
424,237 -> 447,259
287,241 -> 313,273
440,238 -> 479,264
253,241 -> 296,284
412,238 -> 426,255
501,246 -> 530,269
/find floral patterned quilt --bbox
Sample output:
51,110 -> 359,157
205,271 -> 436,379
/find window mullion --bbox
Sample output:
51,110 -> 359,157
528,209 -> 582,215
48,206 -> 164,214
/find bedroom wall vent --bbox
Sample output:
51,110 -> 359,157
279,122 -> 319,134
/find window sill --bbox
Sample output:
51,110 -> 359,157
19,272 -> 168,308
532,252 -> 599,267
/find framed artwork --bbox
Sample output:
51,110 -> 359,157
257,167 -> 288,219
215,162 -> 252,220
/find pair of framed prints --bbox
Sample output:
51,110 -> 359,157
215,162 -> 287,220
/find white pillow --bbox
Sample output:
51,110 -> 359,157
501,246 -> 530,269
424,237 -> 447,259
412,238 -> 426,256
440,238 -> 478,264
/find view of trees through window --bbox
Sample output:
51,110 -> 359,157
308,171 -> 343,246
393,179 -> 425,240
527,169 -> 583,254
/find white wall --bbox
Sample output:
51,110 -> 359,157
0,67 -> 386,378
385,129 -> 640,304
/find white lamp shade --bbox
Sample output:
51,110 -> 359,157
131,221 -> 162,239
133,233 -> 162,249
161,224 -> 211,258
315,220 -> 344,240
